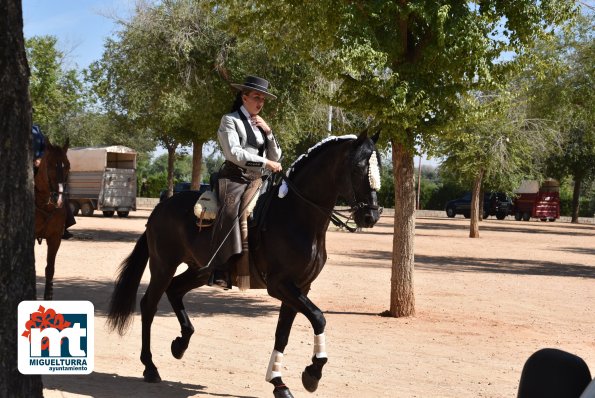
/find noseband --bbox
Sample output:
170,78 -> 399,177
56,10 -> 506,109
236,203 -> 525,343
349,200 -> 382,214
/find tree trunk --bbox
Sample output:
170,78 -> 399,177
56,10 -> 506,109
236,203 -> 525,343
469,170 -> 484,238
166,144 -> 176,198
0,1 -> 44,396
389,139 -> 415,317
478,188 -> 484,221
191,138 -> 204,190
571,175 -> 582,223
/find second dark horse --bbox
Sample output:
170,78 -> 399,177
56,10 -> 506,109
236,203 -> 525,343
34,138 -> 70,300
107,131 -> 382,397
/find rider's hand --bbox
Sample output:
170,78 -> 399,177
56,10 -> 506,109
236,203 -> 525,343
250,115 -> 271,135
266,160 -> 282,173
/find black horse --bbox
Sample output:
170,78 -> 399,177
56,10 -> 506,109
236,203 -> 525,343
107,131 -> 382,397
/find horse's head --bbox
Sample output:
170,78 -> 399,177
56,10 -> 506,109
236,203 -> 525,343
37,138 -> 70,207
341,130 -> 383,228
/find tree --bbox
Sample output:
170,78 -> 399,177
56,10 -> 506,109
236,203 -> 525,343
0,0 -> 43,396
526,13 -> 595,223
223,0 -> 578,316
436,89 -> 559,237
88,0 -> 235,197
26,35 -> 84,140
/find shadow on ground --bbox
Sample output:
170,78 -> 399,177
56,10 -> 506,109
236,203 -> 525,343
415,220 -> 595,237
345,250 -> 595,278
43,371 -> 258,398
66,228 -> 143,243
36,276 -> 279,318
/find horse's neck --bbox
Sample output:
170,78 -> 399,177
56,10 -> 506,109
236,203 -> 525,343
34,159 -> 51,202
290,142 -> 348,212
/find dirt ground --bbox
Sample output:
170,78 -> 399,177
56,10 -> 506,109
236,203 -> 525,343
35,209 -> 595,398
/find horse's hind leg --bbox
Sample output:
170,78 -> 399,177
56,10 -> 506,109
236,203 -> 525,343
268,281 -> 328,394
44,236 -> 62,300
139,259 -> 176,383
165,266 -> 209,360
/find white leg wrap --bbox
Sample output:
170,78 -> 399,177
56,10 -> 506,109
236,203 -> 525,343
265,350 -> 284,382
314,333 -> 327,359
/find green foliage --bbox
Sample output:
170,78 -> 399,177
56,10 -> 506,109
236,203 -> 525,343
435,86 -> 560,195
88,1 -> 236,149
222,0 -> 578,149
135,151 -> 201,197
524,12 -> 595,218
26,35 -> 84,140
417,178 -> 439,210
148,153 -> 193,182
558,177 -> 595,217
376,160 -> 395,208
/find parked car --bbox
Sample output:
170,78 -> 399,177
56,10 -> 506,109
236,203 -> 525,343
445,192 -> 512,219
159,182 -> 210,202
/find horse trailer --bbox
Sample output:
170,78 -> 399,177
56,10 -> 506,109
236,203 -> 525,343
513,179 -> 560,222
67,146 -> 137,217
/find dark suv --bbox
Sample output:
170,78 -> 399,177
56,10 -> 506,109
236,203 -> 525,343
445,192 -> 512,220
159,182 -> 210,202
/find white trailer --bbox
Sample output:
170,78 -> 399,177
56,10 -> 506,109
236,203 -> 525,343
67,146 -> 137,217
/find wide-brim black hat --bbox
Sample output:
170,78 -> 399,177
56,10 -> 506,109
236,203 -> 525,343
231,75 -> 277,100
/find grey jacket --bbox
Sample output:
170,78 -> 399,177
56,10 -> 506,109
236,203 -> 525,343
217,109 -> 282,172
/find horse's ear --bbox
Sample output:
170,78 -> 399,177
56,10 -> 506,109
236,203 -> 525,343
355,128 -> 369,145
63,137 -> 69,152
371,129 -> 380,143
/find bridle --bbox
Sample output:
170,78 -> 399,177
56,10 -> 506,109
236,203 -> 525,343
37,152 -> 68,209
278,154 -> 382,233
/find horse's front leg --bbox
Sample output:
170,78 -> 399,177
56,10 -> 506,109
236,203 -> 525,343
44,236 -> 62,300
268,282 -> 328,395
266,303 -> 298,398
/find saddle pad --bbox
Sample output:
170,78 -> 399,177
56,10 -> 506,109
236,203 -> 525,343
194,191 -> 219,220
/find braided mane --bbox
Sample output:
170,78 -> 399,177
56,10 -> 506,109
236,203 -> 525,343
285,135 -> 357,180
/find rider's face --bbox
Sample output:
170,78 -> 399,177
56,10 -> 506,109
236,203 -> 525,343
242,91 -> 266,115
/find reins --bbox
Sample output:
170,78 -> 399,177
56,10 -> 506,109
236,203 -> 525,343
279,174 -> 362,233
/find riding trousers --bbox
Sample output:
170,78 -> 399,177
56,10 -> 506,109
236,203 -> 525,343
210,161 -> 263,288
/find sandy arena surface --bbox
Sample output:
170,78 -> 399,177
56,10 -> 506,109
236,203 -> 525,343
35,209 -> 595,398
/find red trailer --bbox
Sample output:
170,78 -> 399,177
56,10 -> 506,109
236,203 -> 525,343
513,180 -> 560,222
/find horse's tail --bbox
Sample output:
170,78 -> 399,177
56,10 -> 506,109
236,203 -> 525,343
107,231 -> 149,335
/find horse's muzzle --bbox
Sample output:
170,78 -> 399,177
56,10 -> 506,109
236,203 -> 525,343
353,204 -> 382,229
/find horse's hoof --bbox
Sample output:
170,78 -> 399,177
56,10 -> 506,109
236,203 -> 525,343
44,291 -> 53,301
171,337 -> 186,360
301,368 -> 320,392
143,368 -> 161,383
273,386 -> 295,398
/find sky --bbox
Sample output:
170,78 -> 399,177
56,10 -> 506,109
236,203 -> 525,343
22,0 -> 131,70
